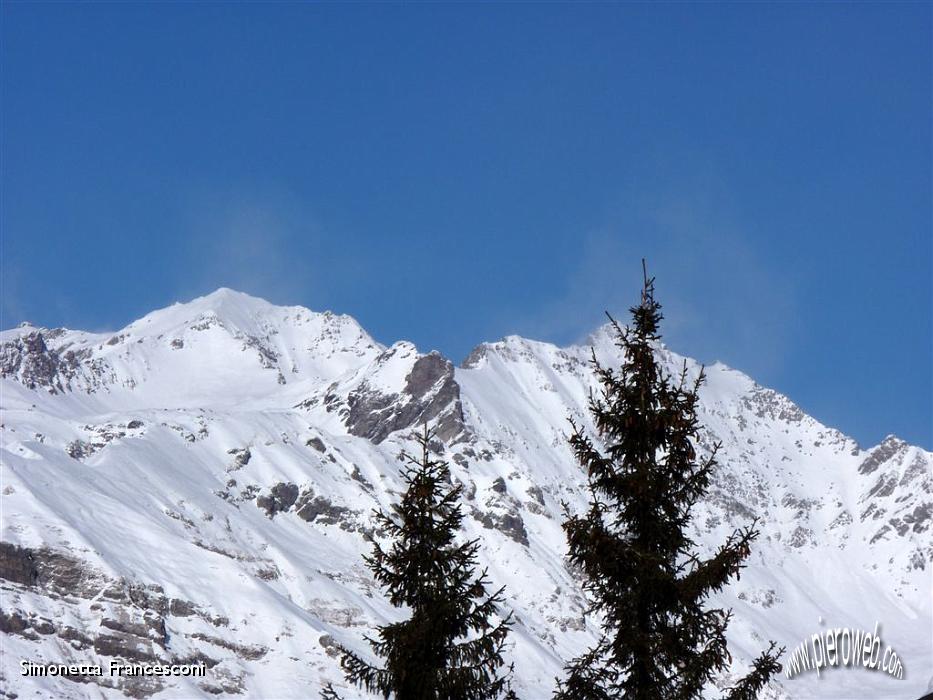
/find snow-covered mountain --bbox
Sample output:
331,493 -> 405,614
1,289 -> 929,699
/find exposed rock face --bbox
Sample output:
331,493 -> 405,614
526,485 -> 545,506
306,437 -> 326,452
0,609 -> 35,635
460,344 -> 488,370
741,386 -> 805,424
295,493 -> 354,528
2,291 -> 931,699
344,352 -> 467,444
0,542 -> 39,586
188,633 -> 267,661
0,330 -> 97,393
0,543 -> 238,697
473,508 -> 530,547
859,435 -> 907,475
252,482 -> 361,531
256,482 -> 299,518
0,543 -> 115,598
317,633 -> 341,658
226,447 -> 251,472
852,435 -> 933,561
903,503 -> 931,534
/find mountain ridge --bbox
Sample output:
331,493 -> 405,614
1,289 -> 929,698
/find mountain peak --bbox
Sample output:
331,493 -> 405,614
2,291 -> 931,699
127,288 -> 341,342
196,286 -> 261,304
174,287 -> 278,320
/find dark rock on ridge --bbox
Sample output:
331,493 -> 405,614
1,331 -> 75,393
344,351 -> 467,444
859,436 -> 907,475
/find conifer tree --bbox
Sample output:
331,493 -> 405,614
554,264 -> 782,700
323,425 -> 516,700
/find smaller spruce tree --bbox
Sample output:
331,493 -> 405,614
554,263 -> 783,700
323,425 -> 515,700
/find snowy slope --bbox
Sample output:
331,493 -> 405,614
1,290 -> 929,699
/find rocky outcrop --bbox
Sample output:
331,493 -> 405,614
306,437 -> 326,452
295,493 -> 354,528
0,543 -> 230,697
344,352 -> 467,444
252,483 -> 360,531
0,542 -> 39,586
1,330 -> 71,392
855,436 -> 933,553
256,482 -> 299,518
472,508 -> 529,547
859,435 -> 907,475
0,543 -> 114,598
460,344 -> 488,369
741,387 -> 805,424
226,447 -> 252,472
0,329 -> 110,394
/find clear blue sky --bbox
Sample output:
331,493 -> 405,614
2,3 -> 930,449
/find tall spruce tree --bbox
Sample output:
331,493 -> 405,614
554,264 -> 782,700
323,425 -> 515,700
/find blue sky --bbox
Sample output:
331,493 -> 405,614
2,3 -> 930,449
